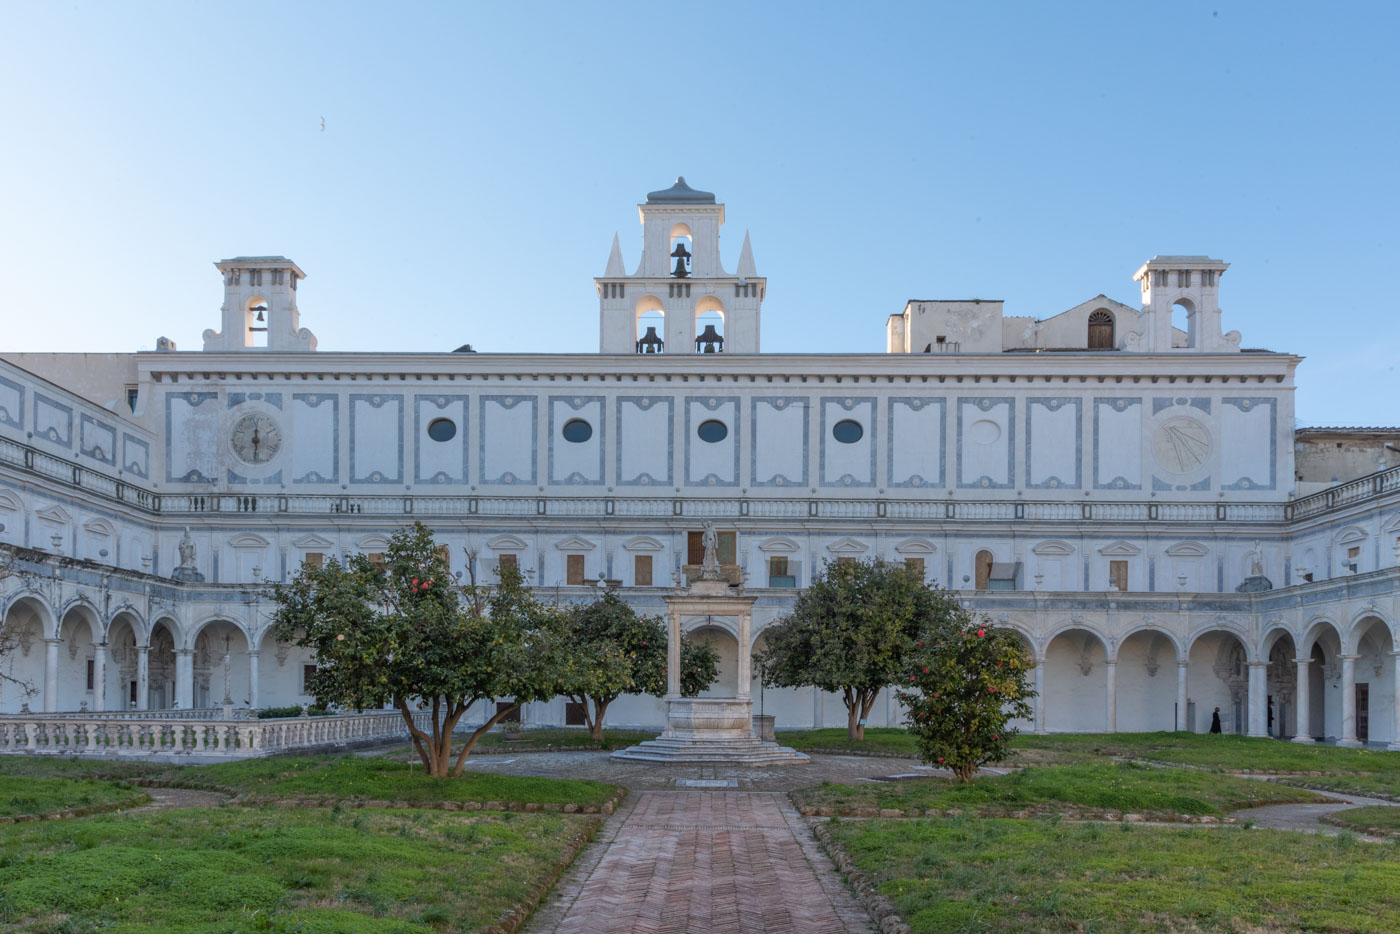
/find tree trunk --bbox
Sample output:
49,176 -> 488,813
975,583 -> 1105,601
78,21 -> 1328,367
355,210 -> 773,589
449,701 -> 520,777
844,688 -> 864,741
588,697 -> 613,742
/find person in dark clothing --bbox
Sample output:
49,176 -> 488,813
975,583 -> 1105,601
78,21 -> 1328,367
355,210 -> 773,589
1210,707 -> 1222,733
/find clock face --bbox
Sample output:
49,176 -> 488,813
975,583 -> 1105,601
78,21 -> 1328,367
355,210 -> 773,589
230,413 -> 282,465
1153,417 -> 1211,473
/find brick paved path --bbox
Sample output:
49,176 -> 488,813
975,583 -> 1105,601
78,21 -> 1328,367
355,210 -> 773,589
529,791 -> 874,934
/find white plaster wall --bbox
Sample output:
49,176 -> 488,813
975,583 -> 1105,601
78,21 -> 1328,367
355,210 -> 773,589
1095,401 -> 1140,488
959,400 -> 1011,486
822,398 -> 874,486
1043,632 -> 1107,731
349,396 -> 402,482
1115,633 -> 1178,732
618,398 -> 670,485
167,393 -> 219,482
481,397 -> 535,485
889,399 -> 943,487
417,396 -> 468,483
291,394 -> 336,483
550,398 -> 603,484
752,398 -> 805,485
1028,400 -> 1078,487
687,399 -> 737,485
1220,400 -> 1274,490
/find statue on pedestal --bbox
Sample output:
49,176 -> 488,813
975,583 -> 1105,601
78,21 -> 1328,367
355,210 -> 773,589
171,527 -> 205,582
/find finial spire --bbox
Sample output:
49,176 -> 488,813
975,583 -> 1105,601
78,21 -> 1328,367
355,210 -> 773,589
737,230 -> 757,279
604,233 -> 626,277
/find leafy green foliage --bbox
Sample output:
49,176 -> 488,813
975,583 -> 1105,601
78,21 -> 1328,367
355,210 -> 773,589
899,619 -> 1034,781
269,522 -> 572,777
257,706 -> 332,719
558,593 -> 719,740
756,558 -> 957,740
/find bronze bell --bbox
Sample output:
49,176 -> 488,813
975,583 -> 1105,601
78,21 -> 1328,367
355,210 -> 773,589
670,242 -> 691,278
695,323 -> 724,354
636,325 -> 664,355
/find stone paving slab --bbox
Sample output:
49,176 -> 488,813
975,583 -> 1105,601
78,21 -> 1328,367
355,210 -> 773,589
526,791 -> 874,934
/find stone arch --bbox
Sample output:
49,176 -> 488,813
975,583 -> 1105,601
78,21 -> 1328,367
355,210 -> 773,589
145,616 -> 180,709
686,620 -> 739,698
257,626 -> 317,709
57,600 -> 101,711
1263,625 -> 1299,739
0,593 -> 50,713
106,608 -> 145,710
1351,615 -> 1394,745
1042,626 -> 1110,732
634,295 -> 665,352
1116,627 -> 1181,732
1185,627 -> 1253,734
189,618 -> 253,708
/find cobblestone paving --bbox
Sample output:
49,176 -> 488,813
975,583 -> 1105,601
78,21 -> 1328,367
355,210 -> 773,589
527,791 -> 874,934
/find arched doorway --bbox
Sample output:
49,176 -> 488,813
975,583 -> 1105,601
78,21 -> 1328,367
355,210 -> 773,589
191,621 -> 252,708
1043,628 -> 1108,732
1265,629 -> 1298,740
1186,630 -> 1250,734
688,621 -> 738,699
1116,630 -> 1179,732
1299,621 -> 1343,741
1353,617 -> 1395,746
0,596 -> 49,713
58,605 -> 98,712
147,619 -> 178,710
107,611 -> 144,711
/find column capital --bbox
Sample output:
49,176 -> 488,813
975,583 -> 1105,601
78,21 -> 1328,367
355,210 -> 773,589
42,637 -> 62,645
137,644 -> 149,654
1177,659 -> 1190,668
1247,660 -> 1269,669
1338,654 -> 1361,662
1389,650 -> 1400,658
1293,657 -> 1312,666
175,648 -> 195,657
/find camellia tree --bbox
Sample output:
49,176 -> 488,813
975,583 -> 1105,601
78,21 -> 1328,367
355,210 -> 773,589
560,593 -> 719,741
754,558 -> 958,741
269,522 -> 571,778
898,615 -> 1035,782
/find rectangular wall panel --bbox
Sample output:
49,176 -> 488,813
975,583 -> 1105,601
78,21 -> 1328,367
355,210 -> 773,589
751,397 -> 807,487
480,395 -> 537,486
165,391 -> 219,483
79,413 -> 117,466
888,397 -> 944,489
685,396 -> 739,486
350,393 -> 404,484
549,395 -> 604,485
415,394 -> 469,484
1221,397 -> 1276,490
1094,397 -> 1142,490
1027,398 -> 1081,489
291,393 -> 338,484
820,397 -> 875,487
957,397 -> 1014,489
617,396 -> 672,487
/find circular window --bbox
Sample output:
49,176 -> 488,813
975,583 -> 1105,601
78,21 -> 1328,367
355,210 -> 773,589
697,419 -> 728,443
832,420 -> 863,444
426,418 -> 457,442
969,419 -> 1001,445
562,419 -> 593,443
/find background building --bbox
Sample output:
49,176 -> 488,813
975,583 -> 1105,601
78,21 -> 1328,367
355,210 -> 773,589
2,180 -> 1397,747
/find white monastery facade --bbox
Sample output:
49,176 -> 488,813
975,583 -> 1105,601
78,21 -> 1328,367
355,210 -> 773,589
2,178 -> 1398,748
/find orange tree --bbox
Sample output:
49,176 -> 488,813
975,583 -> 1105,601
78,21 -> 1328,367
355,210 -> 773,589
898,615 -> 1034,782
560,593 -> 719,741
755,558 -> 956,741
269,522 -> 571,778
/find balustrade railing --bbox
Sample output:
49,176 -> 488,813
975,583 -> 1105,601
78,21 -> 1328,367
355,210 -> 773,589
0,710 -> 431,759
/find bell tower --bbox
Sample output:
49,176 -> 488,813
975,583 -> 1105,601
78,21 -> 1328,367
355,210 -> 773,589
597,178 -> 765,354
1133,255 -> 1238,353
203,256 -> 317,352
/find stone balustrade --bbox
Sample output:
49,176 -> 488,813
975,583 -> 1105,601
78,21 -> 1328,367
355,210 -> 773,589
0,710 -> 432,759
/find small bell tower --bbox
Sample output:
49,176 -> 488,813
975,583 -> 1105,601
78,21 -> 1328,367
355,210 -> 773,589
1133,255 -> 1238,353
597,178 -> 765,354
202,256 -> 317,352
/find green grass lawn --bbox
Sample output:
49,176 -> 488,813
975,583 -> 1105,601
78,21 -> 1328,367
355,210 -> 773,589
0,805 -> 596,932
179,755 -> 618,807
472,727 -> 659,752
827,816 -> 1400,933
793,761 -> 1326,817
0,775 -> 144,819
1327,806 -> 1400,835
0,756 -> 170,783
777,727 -> 920,757
1012,732 -> 1400,773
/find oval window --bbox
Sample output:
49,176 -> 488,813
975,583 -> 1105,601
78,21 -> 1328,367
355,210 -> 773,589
697,419 -> 728,443
969,419 -> 1001,445
426,418 -> 457,442
832,420 -> 863,444
562,419 -> 593,443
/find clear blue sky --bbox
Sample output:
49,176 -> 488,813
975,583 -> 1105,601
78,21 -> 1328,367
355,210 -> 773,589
2,1 -> 1395,426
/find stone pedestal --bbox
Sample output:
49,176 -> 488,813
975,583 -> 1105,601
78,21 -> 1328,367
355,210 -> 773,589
612,697 -> 807,763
